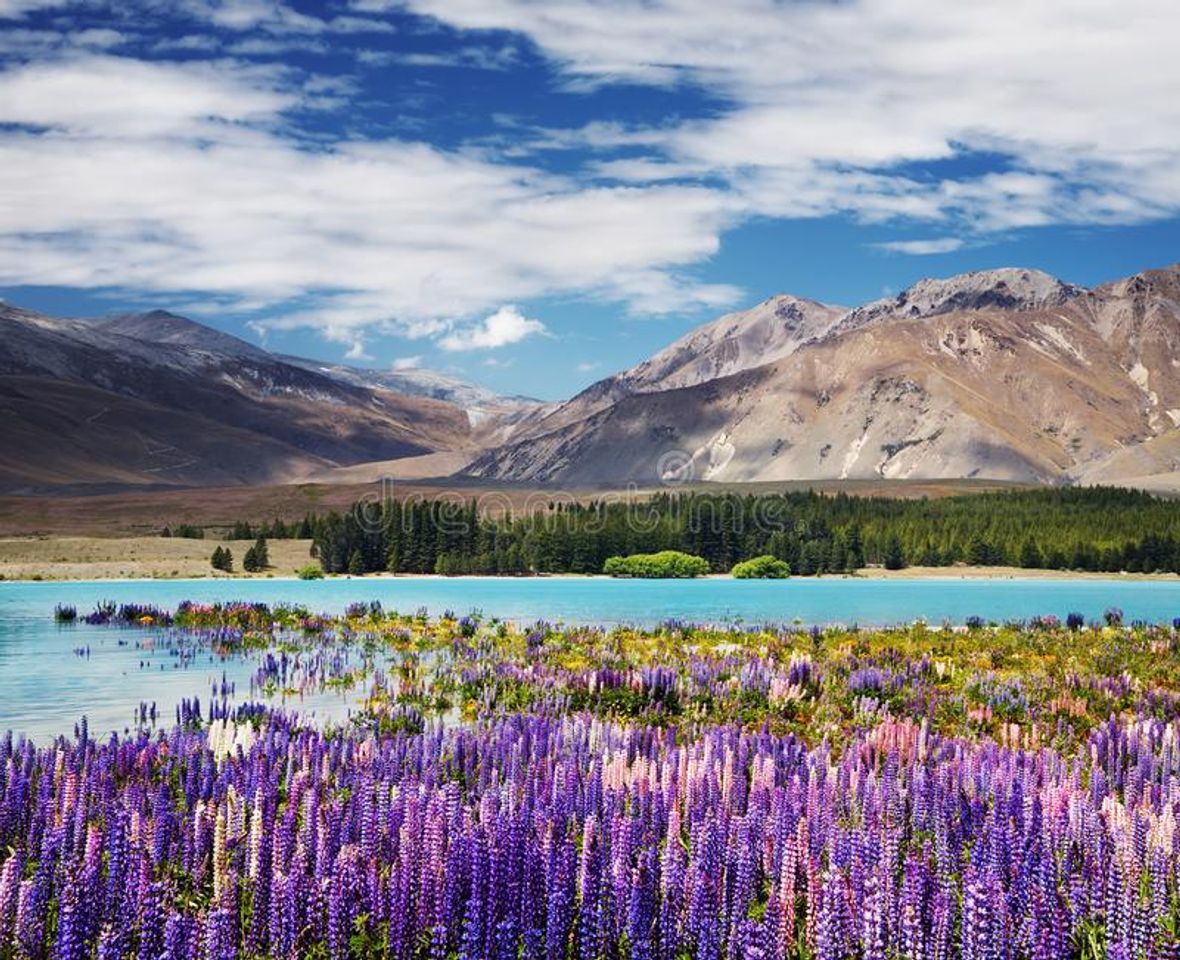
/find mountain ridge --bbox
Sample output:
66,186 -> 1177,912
4,262 -> 1180,494
0,303 -> 531,493
466,263 -> 1180,488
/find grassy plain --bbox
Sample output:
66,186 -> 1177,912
0,476 -> 1029,537
2,538 -> 1178,581
0,536 -> 315,580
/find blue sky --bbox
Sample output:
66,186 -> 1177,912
1,0 -> 1178,400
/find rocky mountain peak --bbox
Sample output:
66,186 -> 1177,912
617,292 -> 845,392
837,268 -> 1085,333
89,308 -> 269,357
768,294 -> 834,330
1096,264 -> 1180,304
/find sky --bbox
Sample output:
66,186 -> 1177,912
0,0 -> 1178,400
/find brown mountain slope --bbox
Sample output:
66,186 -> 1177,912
505,293 -> 844,442
0,377 -> 335,492
621,293 -> 846,392
0,305 -> 474,493
466,266 -> 1180,486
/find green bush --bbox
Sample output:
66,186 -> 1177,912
731,555 -> 791,579
603,550 -> 710,578
296,564 -> 324,580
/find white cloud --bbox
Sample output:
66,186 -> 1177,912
174,0 -> 326,34
138,0 -> 391,37
0,0 -> 67,17
155,34 -> 222,52
439,305 -> 546,351
0,55 -> 291,136
404,0 -> 1180,232
227,36 -> 328,56
576,360 -> 598,372
4,0 -> 1179,354
326,16 -> 395,34
0,26 -> 137,58
359,44 -> 518,70
391,355 -> 422,370
876,237 -> 965,256
343,339 -> 371,361
0,55 -> 735,342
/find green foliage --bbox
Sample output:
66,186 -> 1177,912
604,550 -> 710,578
731,555 -> 791,578
126,605 -> 1180,750
210,546 -> 233,572
232,485 -> 1180,576
347,549 -> 366,575
296,564 -> 324,580
167,518 -> 303,540
53,603 -> 77,623
1020,538 -> 1043,569
883,535 -> 906,570
1072,919 -> 1106,960
242,536 -> 270,573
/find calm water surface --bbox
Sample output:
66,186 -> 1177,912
3,575 -> 1180,741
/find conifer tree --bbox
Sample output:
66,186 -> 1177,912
1019,539 -> 1043,569
243,536 -> 270,573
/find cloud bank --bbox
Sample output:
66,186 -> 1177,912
0,0 -> 1178,353
0,53 -> 732,346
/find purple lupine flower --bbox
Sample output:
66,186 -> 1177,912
54,872 -> 87,960
862,870 -> 887,960
6,611 -> 1180,960
163,911 -> 191,960
137,881 -> 166,960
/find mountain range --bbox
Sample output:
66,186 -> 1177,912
2,262 -> 1179,494
0,304 -> 536,493
467,264 -> 1180,489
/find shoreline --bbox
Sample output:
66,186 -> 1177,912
1,536 -> 1178,583
849,564 -> 1180,582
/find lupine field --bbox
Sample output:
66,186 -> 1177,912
4,603 -> 1180,958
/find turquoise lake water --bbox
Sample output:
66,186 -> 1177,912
3,575 -> 1180,741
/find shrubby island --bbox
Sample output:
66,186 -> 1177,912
603,549 -> 710,578
731,554 -> 792,578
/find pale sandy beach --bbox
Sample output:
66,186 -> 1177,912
852,564 -> 1180,582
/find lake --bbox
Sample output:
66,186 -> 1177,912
3,574 -> 1180,741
